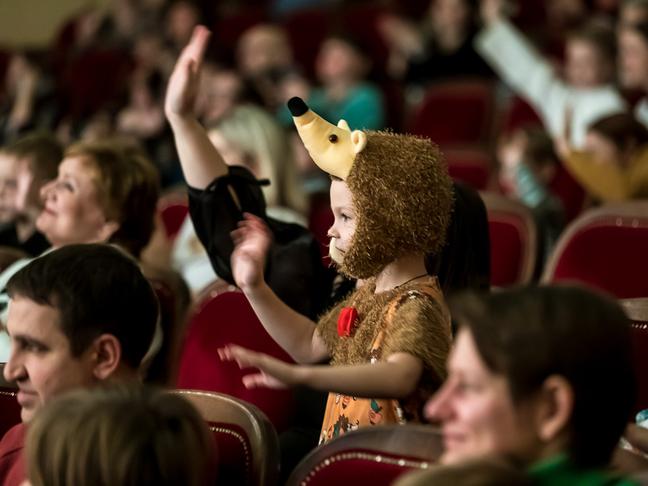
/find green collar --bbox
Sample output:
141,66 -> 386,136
529,454 -> 637,486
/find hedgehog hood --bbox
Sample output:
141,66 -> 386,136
288,97 -> 453,279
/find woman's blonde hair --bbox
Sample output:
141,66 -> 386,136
209,104 -> 307,214
25,385 -> 215,486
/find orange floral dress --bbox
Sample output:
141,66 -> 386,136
316,276 -> 452,444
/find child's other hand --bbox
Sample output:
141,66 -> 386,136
231,213 -> 272,292
164,25 -> 211,121
218,344 -> 297,389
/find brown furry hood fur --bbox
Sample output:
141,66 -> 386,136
341,131 -> 454,279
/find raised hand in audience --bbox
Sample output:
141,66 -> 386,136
164,25 -> 228,189
230,213 -> 272,292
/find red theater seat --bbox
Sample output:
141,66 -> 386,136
620,298 -> 648,415
172,389 -> 279,486
542,202 -> 648,298
444,149 -> 492,190
286,425 -> 443,486
0,365 -> 20,437
407,79 -> 495,147
176,288 -> 295,432
481,192 -> 538,287
158,194 -> 189,241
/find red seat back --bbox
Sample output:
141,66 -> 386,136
176,290 -> 295,432
408,80 -> 495,147
543,203 -> 648,298
620,299 -> 648,415
158,196 -> 189,241
0,366 -> 21,438
444,149 -> 492,190
172,389 -> 279,486
286,425 -> 443,486
481,193 -> 538,287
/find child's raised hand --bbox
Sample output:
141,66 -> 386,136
164,25 -> 211,121
230,213 -> 273,292
218,344 -> 297,389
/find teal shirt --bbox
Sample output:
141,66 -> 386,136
278,82 -> 385,130
529,454 -> 638,486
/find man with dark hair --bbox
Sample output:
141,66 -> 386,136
0,243 -> 159,486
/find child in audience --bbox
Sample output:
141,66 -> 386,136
560,113 -> 648,202
425,286 -> 636,485
218,88 -> 453,444
498,127 -> 565,263
170,103 -> 307,294
24,385 -> 215,486
277,33 -> 386,130
478,0 -> 626,147
165,26 -> 330,319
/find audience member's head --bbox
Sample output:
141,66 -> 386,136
426,182 -> 491,294
164,0 -> 201,50
3,244 -> 159,422
585,112 -> 648,166
618,20 -> 648,90
207,104 -> 306,213
315,34 -> 373,86
236,24 -> 293,78
25,385 -> 215,486
566,22 -> 617,87
1,132 -> 63,222
620,0 -> 648,26
36,140 -> 160,257
426,286 -> 635,469
0,149 -> 20,224
396,456 -> 532,486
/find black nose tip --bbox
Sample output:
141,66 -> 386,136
287,97 -> 309,117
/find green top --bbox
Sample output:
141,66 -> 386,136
529,454 -> 638,486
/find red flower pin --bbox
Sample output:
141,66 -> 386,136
337,307 -> 359,337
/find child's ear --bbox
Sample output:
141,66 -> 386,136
91,334 -> 122,380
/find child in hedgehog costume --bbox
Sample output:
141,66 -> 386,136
221,96 -> 454,444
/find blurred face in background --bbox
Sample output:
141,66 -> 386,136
237,25 -> 293,77
0,153 -> 19,224
316,38 -> 369,85
565,38 -> 613,88
618,27 -> 648,89
430,0 -> 471,36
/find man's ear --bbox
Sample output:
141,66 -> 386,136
535,375 -> 574,442
91,334 -> 122,380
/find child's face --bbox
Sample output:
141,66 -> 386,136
316,39 -> 366,84
327,180 -> 356,265
565,39 -> 611,88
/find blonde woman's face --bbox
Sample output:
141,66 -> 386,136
36,156 -> 116,248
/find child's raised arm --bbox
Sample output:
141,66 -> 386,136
219,344 -> 424,399
164,26 -> 228,189
231,213 -> 330,364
